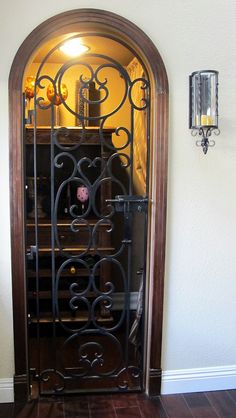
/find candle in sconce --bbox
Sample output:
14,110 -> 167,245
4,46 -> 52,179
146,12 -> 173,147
201,115 -> 213,126
195,115 -> 213,126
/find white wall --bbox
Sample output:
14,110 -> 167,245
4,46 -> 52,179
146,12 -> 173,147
1,0 -> 236,394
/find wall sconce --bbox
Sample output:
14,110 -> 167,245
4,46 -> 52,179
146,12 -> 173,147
189,70 -> 220,154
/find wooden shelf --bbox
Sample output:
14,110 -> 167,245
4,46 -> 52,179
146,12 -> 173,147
26,219 -> 111,227
27,269 -> 99,278
25,126 -> 115,145
28,247 -> 115,255
29,311 -> 113,323
28,290 -> 96,299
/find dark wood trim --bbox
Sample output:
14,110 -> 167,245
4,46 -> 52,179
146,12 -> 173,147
14,374 -> 28,403
148,369 -> 162,396
149,86 -> 169,393
9,72 -> 28,383
9,8 -> 168,399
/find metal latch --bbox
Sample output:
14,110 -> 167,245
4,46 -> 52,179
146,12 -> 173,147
106,195 -> 148,213
26,245 -> 37,260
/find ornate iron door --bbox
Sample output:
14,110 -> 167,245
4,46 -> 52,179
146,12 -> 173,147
25,44 -> 150,395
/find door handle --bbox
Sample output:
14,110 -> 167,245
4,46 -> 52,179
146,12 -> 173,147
26,245 -> 37,260
105,195 -> 148,213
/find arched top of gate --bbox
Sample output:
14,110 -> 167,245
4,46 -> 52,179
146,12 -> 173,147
9,8 -> 168,95
9,10 -> 169,396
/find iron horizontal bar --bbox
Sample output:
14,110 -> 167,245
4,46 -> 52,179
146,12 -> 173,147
28,246 -> 115,253
39,386 -> 142,396
27,219 -> 111,227
106,196 -> 148,203
39,366 -> 141,382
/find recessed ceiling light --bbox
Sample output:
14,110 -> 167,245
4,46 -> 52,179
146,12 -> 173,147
59,38 -> 89,57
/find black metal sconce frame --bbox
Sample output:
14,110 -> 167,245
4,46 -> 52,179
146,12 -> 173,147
189,70 -> 220,154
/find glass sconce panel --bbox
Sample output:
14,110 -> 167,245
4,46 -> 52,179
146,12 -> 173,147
190,70 -> 218,129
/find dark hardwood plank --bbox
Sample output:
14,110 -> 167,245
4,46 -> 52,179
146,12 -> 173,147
64,397 -> 89,418
139,397 -> 168,418
0,403 -> 14,418
184,392 -> 218,417
89,395 -> 116,418
112,393 -> 139,408
206,391 -> 236,417
160,394 -> 193,418
2,391 -> 236,418
115,406 -> 142,418
14,401 -> 38,418
38,398 -> 64,418
227,390 -> 236,404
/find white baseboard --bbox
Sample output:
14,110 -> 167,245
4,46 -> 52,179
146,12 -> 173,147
0,378 -> 14,403
1,366 -> 235,400
161,365 -> 236,394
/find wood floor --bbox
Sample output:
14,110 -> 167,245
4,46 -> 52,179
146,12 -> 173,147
1,390 -> 236,417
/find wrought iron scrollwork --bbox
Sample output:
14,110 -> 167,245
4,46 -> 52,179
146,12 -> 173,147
191,127 -> 220,154
40,369 -> 65,393
33,36 -> 149,394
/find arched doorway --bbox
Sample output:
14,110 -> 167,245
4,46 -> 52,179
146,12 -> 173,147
9,9 -> 168,400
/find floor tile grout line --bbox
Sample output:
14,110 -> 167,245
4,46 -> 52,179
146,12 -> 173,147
111,394 -> 118,417
62,397 -> 66,418
181,393 -> 195,418
88,399 -> 92,418
115,405 -> 142,409
114,405 -> 141,410
111,393 -> 139,410
205,392 -> 221,418
137,402 -> 145,418
227,390 -> 236,406
113,402 -> 118,418
159,396 -> 171,418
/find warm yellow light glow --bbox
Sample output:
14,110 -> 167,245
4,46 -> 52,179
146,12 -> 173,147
59,38 -> 89,57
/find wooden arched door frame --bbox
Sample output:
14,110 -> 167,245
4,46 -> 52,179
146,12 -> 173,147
9,9 -> 168,400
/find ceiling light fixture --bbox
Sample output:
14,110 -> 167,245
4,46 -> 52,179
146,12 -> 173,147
59,38 -> 89,57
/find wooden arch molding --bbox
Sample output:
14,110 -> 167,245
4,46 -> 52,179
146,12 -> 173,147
9,8 -> 168,400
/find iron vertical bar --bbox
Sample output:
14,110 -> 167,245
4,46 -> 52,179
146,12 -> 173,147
140,78 -> 150,390
124,103 -> 134,370
22,93 -> 30,398
33,92 -> 41,395
130,103 -> 134,197
50,105 -> 56,374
